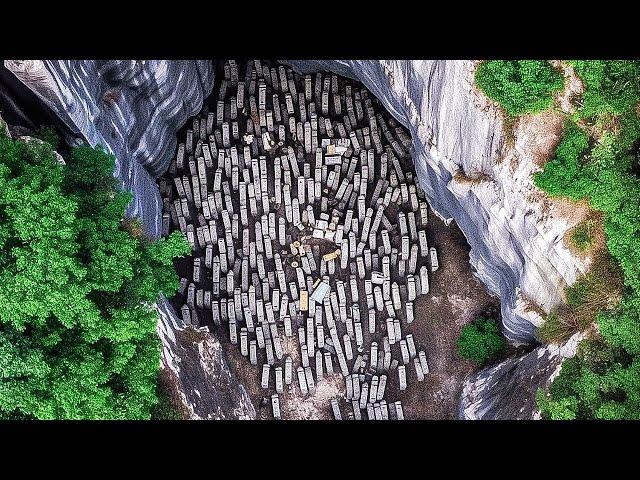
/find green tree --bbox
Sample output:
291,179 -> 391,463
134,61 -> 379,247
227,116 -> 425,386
475,60 -> 564,116
457,317 -> 506,365
0,130 -> 190,419
571,60 -> 640,118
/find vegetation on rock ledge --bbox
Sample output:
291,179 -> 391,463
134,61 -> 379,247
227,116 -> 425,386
475,60 -> 564,116
0,132 -> 190,419
477,59 -> 640,419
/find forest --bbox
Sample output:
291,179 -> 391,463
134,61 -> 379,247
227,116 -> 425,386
0,131 -> 190,419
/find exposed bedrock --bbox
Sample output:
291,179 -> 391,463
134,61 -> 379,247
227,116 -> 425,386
157,296 -> 256,419
5,59 -> 587,419
283,60 -> 587,343
4,60 -> 256,419
459,332 -> 583,420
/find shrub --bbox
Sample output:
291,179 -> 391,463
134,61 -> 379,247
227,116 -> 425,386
571,60 -> 640,119
475,60 -> 564,116
533,120 -> 591,198
538,255 -> 624,343
33,125 -> 61,150
457,317 -> 506,365
569,219 -> 597,251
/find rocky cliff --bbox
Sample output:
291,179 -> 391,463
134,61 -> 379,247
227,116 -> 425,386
156,296 -> 255,420
4,60 -> 214,239
5,59 -> 586,419
459,332 -> 583,419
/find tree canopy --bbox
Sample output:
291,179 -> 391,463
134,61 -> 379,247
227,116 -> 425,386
475,60 -> 565,116
0,132 -> 190,419
457,317 -> 506,365
530,61 -> 640,419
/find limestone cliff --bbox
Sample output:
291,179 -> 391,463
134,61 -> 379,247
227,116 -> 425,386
459,332 -> 583,420
4,59 -> 256,420
4,60 -> 214,239
156,297 -> 255,420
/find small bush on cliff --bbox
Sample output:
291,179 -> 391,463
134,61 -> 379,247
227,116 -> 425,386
475,60 -> 564,116
569,218 -> 597,252
537,255 -> 623,344
457,317 -> 506,365
534,60 -> 640,419
0,132 -> 190,419
33,125 -> 61,150
572,60 -> 640,119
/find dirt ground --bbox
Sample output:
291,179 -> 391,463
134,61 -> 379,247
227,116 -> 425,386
399,217 -> 499,419
169,200 -> 499,420
197,211 -> 499,420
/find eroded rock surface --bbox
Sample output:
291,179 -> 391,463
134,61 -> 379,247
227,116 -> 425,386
157,296 -> 256,419
283,60 -> 587,343
459,333 -> 583,420
4,60 -> 214,238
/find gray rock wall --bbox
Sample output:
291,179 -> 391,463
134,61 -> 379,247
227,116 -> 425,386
4,60 -> 213,238
156,296 -> 255,419
3,59 -> 258,420
459,333 -> 582,419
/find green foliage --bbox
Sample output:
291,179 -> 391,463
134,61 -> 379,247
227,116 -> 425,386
457,317 -> 506,365
535,60 -> 640,419
0,136 -> 190,419
536,389 -> 577,420
538,256 -> 623,344
33,125 -> 61,150
533,120 -> 591,198
475,60 -> 564,116
569,218 -> 599,252
571,60 -> 640,119
537,339 -> 640,420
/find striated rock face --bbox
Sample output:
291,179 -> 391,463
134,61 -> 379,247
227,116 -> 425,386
8,59 -> 585,342
283,60 -> 587,342
459,333 -> 583,420
157,297 -> 255,420
3,60 -> 214,238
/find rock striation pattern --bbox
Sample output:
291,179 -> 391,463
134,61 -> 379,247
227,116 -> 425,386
3,60 -> 256,420
156,296 -> 256,419
459,332 -> 583,420
3,60 -> 214,238
5,59 -> 588,419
